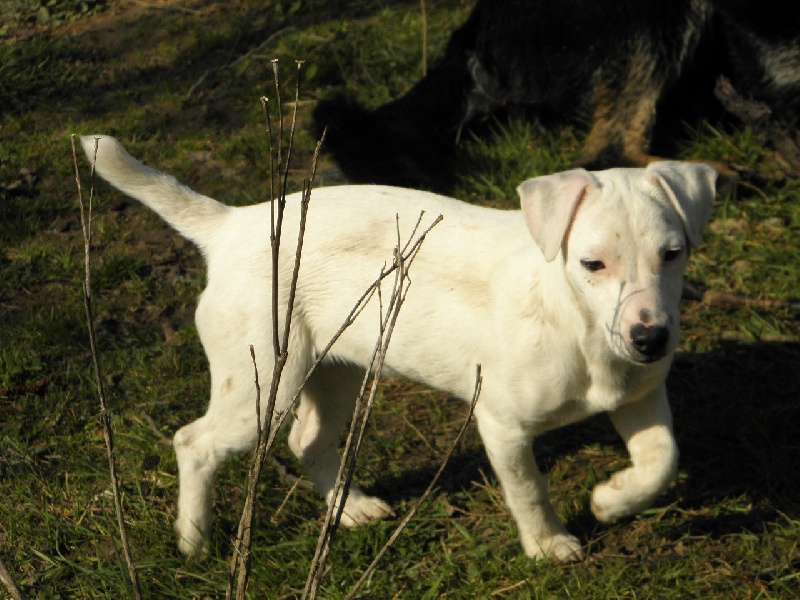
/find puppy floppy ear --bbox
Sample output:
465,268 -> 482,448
645,161 -> 717,248
518,170 -> 597,261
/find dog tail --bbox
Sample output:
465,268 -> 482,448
81,135 -> 228,249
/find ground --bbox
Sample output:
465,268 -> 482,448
0,1 -> 799,598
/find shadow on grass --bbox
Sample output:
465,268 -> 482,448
671,341 -> 800,512
3,0 -> 423,119
367,340 -> 800,543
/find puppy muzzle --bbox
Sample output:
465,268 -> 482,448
628,323 -> 670,363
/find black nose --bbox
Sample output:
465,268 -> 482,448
630,323 -> 669,360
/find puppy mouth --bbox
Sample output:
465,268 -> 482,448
612,337 -> 671,365
626,349 -> 668,365
622,337 -> 674,365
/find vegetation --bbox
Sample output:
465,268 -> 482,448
1,0 -> 798,597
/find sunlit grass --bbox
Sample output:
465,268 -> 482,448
1,0 -> 798,597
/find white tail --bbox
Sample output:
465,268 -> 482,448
81,135 -> 229,249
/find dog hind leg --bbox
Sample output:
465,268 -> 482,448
172,341 -> 316,556
591,384 -> 679,522
173,287 -> 316,555
288,363 -> 393,527
173,374 -> 261,556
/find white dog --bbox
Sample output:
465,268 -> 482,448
82,136 -> 716,562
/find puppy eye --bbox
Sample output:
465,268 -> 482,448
663,248 -> 683,262
580,259 -> 606,273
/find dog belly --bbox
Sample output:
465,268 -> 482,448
313,301 -> 482,401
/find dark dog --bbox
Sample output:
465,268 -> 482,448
314,0 -> 799,191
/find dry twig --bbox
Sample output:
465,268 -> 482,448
345,365 -> 483,600
226,60 -> 318,600
71,135 -> 142,599
0,554 -> 26,600
302,235 -> 411,599
302,213 -> 447,599
225,61 -> 444,598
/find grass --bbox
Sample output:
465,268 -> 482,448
1,0 -> 799,597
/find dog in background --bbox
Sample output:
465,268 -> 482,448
314,0 -> 800,191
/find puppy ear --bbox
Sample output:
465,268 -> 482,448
645,161 -> 717,248
518,170 -> 596,261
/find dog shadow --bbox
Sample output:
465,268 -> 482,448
370,340 -> 800,543
669,341 -> 800,518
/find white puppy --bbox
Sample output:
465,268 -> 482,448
82,136 -> 716,562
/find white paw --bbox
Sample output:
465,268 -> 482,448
336,491 -> 394,527
528,533 -> 584,563
590,476 -> 637,522
175,516 -> 208,557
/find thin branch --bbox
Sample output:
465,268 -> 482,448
264,213 -> 443,455
71,135 -> 142,600
272,59 -> 284,178
228,62 -> 318,600
279,66 -> 310,362
303,238 -> 412,600
226,346 -> 272,600
224,55 -> 442,593
279,61 -> 304,209
0,554 -> 26,600
265,96 -> 281,358
345,365 -> 482,599
302,212 -> 443,599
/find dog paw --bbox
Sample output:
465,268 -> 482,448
590,476 -> 636,522
175,516 -> 208,557
336,491 -> 394,527
528,533 -> 584,563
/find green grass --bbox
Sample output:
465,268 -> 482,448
1,0 -> 799,598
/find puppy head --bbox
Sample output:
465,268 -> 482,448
518,162 -> 717,364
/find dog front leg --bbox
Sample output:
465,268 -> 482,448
477,412 -> 583,562
591,384 -> 679,522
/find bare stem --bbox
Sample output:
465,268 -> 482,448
303,265 -> 407,600
272,59 -> 284,175
228,61 -> 316,600
71,135 -> 142,600
265,213 -> 442,454
264,96 -> 281,358
345,365 -> 482,599
226,346 -> 273,600
0,554 -> 26,600
280,60 -> 304,202
302,213 -> 440,599
226,59 -> 442,596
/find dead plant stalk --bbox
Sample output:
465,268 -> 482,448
227,60 -> 316,600
302,213 -> 445,600
345,365 -> 482,600
0,554 -> 26,600
225,60 -> 444,599
302,236 -> 409,599
71,135 -> 142,600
